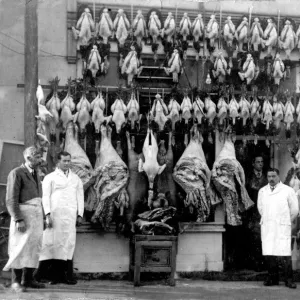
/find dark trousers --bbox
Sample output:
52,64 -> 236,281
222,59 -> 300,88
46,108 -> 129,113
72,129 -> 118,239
12,268 -> 34,285
265,256 -> 294,283
34,259 -> 74,282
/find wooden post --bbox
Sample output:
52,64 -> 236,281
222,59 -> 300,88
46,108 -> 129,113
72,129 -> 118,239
24,0 -> 38,147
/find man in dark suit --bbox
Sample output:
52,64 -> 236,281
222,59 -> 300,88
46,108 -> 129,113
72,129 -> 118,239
245,155 -> 268,271
3,146 -> 45,292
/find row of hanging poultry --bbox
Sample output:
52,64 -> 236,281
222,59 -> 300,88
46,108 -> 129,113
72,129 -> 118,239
36,78 -> 300,154
72,6 -> 300,59
71,6 -> 300,86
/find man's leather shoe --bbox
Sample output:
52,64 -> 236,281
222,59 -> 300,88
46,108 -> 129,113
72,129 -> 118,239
285,281 -> 297,289
263,279 -> 279,286
22,280 -> 45,288
10,282 -> 25,293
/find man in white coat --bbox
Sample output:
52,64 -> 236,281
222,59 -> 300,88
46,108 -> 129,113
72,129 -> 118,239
258,168 -> 298,289
35,151 -> 84,285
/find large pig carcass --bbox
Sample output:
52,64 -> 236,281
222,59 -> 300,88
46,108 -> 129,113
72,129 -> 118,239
64,122 -> 95,191
210,130 -> 254,226
91,124 -> 129,228
173,126 -> 211,222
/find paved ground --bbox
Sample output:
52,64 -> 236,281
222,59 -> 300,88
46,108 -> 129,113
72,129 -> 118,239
0,280 -> 299,300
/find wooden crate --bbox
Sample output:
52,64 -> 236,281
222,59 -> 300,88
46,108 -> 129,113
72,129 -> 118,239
129,235 -> 177,286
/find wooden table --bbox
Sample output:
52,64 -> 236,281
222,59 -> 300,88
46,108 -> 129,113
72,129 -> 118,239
129,235 -> 177,286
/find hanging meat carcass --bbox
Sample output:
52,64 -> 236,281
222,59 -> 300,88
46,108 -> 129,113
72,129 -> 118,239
151,94 -> 168,131
36,80 -> 45,105
223,16 -> 235,67
279,19 -> 297,60
272,53 -> 286,85
168,98 -> 181,131
60,86 -> 76,133
235,17 -> 248,52
111,97 -> 127,134
75,92 -> 91,134
138,129 -> 166,207
223,16 -> 235,48
157,132 -> 177,207
64,121 -> 95,191
61,80 -> 75,112
72,8 -> 95,49
173,126 -> 211,222
206,14 -> 219,51
114,9 -> 130,47
121,44 -> 141,85
212,52 -> 229,83
91,89 -> 111,133
250,17 -> 263,52
125,131 -> 148,224
272,94 -> 284,131
36,81 -> 53,124
35,82 -> 51,155
229,96 -> 239,125
217,96 -> 229,126
180,13 -> 191,41
262,18 -> 278,57
132,10 -> 147,47
204,95 -> 217,125
164,49 -> 182,83
179,13 -> 191,60
262,97 -> 273,130
161,12 -> 176,57
148,11 -> 161,60
161,12 -> 176,44
36,118 -> 49,147
238,53 -> 256,85
192,14 -> 204,61
96,8 -> 113,44
46,82 -> 61,158
284,95 -> 295,137
127,92 -> 140,130
87,45 -> 103,79
210,129 -> 254,226
193,96 -> 205,124
181,94 -> 193,124
239,96 -> 251,127
91,124 -> 129,228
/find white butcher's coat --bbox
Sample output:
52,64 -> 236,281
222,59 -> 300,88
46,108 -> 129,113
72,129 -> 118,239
258,182 -> 298,256
39,168 -> 84,261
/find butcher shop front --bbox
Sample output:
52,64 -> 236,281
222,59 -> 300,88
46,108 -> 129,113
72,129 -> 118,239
1,0 -> 300,279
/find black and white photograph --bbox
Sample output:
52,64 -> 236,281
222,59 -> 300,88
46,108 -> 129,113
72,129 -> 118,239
0,0 -> 300,299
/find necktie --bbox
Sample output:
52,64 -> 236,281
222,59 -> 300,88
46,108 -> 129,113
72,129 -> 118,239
32,170 -> 38,184
271,186 -> 275,192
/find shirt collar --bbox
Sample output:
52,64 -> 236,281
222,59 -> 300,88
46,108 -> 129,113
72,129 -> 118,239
24,163 -> 34,174
254,169 -> 262,178
269,182 -> 280,191
56,167 -> 70,177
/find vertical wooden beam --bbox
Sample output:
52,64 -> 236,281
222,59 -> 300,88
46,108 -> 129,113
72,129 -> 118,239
24,0 -> 38,148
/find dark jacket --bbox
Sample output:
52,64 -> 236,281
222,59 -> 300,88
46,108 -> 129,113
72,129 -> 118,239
6,164 -> 42,221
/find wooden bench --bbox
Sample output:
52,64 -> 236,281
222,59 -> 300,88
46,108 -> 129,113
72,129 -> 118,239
129,235 -> 177,286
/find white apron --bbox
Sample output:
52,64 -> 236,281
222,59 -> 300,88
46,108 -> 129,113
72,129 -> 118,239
258,183 -> 299,256
39,169 -> 83,261
3,198 -> 43,271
